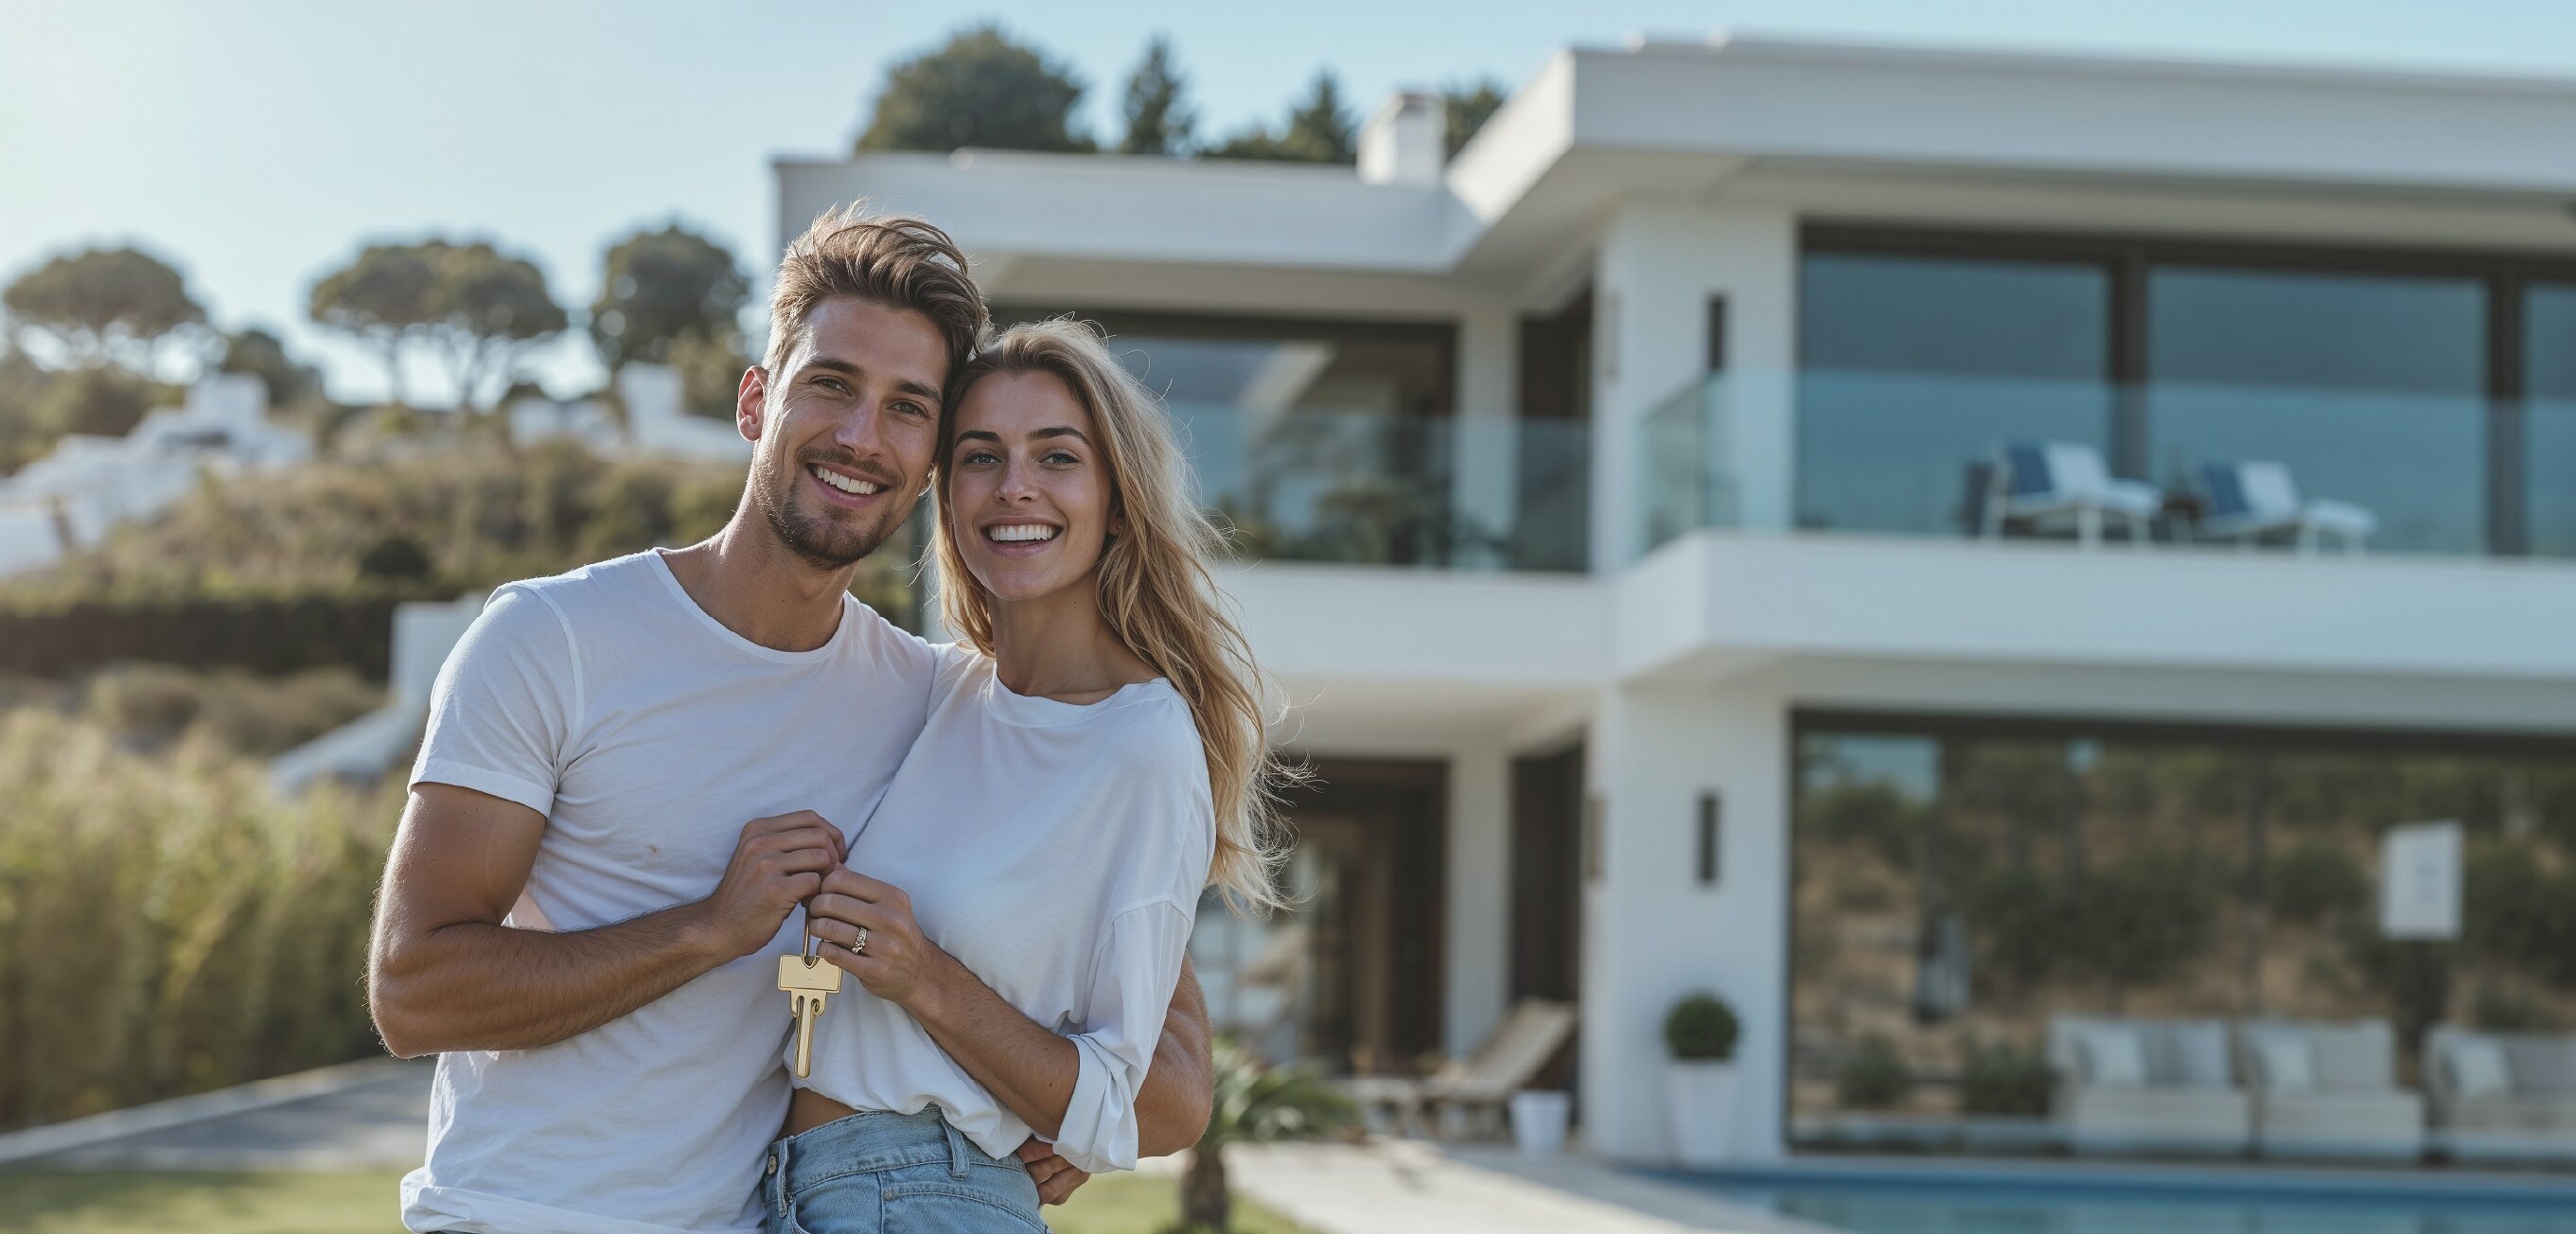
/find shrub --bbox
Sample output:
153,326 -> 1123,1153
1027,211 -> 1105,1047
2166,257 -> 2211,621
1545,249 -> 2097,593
356,532 -> 433,582
1958,1037 -> 2056,1117
1665,992 -> 1739,1061
0,708 -> 401,1132
2266,841 -> 2369,925
1834,1033 -> 1914,1110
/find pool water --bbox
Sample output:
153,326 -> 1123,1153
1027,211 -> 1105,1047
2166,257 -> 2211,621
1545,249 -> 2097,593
1668,1171 -> 2576,1234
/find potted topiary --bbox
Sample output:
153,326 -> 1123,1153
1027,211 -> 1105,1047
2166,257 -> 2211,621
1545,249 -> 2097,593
1664,990 -> 1740,1167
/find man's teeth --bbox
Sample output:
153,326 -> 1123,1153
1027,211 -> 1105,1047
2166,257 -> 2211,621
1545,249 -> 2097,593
810,466 -> 880,496
988,524 -> 1059,543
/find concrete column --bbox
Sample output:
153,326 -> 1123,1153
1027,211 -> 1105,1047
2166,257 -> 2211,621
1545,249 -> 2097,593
1579,683 -> 1791,1162
1442,739 -> 1511,1056
1589,203 -> 1799,571
1450,306 -> 1520,570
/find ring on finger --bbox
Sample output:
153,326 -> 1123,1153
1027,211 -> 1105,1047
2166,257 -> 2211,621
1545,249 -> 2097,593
852,926 -> 868,955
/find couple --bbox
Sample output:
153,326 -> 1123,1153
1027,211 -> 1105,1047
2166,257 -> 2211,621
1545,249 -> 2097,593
367,205 -> 1287,1234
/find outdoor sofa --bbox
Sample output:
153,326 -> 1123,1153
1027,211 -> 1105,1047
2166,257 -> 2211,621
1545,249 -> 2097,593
2237,1017 -> 2424,1159
2426,1026 -> 2576,1163
2046,1014 -> 2252,1155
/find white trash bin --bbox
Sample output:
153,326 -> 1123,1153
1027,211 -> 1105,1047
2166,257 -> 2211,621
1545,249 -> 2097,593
1509,1089 -> 1571,1154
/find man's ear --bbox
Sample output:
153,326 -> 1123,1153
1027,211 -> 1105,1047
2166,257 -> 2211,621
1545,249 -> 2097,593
736,366 -> 768,443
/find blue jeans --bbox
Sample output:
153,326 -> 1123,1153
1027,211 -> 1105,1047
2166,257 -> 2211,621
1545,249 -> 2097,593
760,1108 -> 1047,1234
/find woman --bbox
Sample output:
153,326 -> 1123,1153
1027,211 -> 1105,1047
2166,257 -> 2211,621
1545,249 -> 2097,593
768,318 -> 1292,1233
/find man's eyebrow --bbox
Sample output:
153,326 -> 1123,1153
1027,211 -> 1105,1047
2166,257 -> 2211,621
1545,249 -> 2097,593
801,357 -> 944,408
952,426 -> 1091,446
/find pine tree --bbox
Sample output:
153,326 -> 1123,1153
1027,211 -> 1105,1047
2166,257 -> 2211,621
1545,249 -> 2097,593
1117,34 -> 1195,156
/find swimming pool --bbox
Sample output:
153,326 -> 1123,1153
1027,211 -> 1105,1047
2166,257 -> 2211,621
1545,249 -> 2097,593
1661,1162 -> 2576,1234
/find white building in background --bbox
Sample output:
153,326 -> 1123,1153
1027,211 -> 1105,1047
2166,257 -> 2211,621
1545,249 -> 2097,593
0,373 -> 310,579
506,363 -> 752,462
778,33 -> 2576,1166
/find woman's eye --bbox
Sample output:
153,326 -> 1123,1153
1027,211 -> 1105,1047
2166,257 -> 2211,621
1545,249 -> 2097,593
1044,450 -> 1079,466
816,378 -> 849,395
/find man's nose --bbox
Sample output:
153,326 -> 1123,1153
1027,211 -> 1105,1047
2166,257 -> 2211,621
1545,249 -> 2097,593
832,402 -> 887,457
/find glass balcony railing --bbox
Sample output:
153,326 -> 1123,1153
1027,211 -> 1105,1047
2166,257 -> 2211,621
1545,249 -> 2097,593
1641,367 -> 2570,561
1639,373 -> 1738,556
1163,402 -> 1589,573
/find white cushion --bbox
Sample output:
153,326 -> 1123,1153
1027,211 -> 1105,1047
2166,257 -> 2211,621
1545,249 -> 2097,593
2079,1027 -> 2149,1088
2238,461 -> 2302,515
2166,1021 -> 2234,1089
2255,1034 -> 2316,1094
2449,1038 -> 2514,1100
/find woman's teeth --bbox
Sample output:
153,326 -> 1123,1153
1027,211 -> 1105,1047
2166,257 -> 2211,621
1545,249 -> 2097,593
811,466 -> 880,496
987,524 -> 1058,543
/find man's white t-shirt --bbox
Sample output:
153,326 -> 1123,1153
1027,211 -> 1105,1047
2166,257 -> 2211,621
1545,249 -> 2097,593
797,649 -> 1213,1175
401,550 -> 937,1234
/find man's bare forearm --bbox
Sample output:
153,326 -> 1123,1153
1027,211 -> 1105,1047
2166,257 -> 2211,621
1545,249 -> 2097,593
369,902 -> 728,1056
1135,961 -> 1213,1156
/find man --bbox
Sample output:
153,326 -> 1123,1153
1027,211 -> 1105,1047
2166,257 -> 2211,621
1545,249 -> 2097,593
368,205 -> 1212,1234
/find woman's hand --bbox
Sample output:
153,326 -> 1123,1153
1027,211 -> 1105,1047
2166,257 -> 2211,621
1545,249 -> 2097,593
805,868 -> 955,1012
1015,1138 -> 1090,1205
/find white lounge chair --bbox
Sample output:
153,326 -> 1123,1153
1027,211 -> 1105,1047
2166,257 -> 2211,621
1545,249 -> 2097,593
2238,1017 -> 2424,1160
1343,998 -> 1576,1138
2046,1014 -> 2252,1155
2197,460 -> 2377,554
1983,442 -> 2161,548
2426,1026 -> 2576,1163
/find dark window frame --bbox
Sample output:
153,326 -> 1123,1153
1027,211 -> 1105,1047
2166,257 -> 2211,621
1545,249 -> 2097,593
1801,223 -> 2576,555
1779,704 -> 2576,1155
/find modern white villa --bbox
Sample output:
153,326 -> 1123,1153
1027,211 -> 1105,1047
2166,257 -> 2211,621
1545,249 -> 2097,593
774,34 -> 2576,1166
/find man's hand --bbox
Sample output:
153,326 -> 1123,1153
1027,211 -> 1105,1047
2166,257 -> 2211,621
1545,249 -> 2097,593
690,811 -> 847,960
805,867 -> 946,1008
1015,1139 -> 1090,1206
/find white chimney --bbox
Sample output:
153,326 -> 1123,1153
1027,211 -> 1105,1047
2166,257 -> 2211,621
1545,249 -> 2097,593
1358,91 -> 1442,186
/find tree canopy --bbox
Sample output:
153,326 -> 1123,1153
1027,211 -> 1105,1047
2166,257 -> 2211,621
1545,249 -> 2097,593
1117,35 -> 1195,156
309,239 -> 564,412
1443,79 -> 1508,157
590,224 -> 749,373
1207,71 -> 1356,164
3,246 -> 205,371
218,326 -> 322,411
856,24 -> 1092,154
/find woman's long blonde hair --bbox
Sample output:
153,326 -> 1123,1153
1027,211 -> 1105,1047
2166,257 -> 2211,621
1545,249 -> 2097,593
931,318 -> 1296,913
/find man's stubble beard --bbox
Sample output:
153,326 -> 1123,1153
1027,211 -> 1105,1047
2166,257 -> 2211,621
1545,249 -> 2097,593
750,447 -> 910,570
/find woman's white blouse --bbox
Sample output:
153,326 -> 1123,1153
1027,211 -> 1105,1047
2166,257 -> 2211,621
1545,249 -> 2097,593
797,645 -> 1214,1173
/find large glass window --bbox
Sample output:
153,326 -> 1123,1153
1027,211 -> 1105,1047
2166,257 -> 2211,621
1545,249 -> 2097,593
1797,253 -> 2112,535
989,308 -> 1482,567
2146,267 -> 2489,555
1791,717 -> 2576,1157
2528,284 -> 2576,557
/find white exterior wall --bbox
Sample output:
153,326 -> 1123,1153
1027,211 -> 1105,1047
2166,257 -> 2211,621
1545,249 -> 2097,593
1581,685 -> 1791,1160
1590,202 -> 1798,567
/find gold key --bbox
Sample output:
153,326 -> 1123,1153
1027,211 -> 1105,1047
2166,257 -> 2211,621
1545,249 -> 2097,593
778,931 -> 842,1079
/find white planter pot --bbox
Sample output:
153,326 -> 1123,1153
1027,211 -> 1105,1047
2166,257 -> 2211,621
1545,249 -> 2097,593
1509,1089 -> 1571,1154
1667,1059 -> 1739,1168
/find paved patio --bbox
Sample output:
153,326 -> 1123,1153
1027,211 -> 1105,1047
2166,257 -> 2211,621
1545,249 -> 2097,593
4,1059 -> 1826,1233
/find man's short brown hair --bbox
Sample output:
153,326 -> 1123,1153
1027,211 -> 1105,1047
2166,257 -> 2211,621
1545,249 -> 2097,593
764,203 -> 987,386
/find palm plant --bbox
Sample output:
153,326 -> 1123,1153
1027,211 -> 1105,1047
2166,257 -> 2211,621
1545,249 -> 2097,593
1172,1037 -> 1358,1233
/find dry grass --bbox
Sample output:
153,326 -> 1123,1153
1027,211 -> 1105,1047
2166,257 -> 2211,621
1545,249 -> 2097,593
0,709 -> 403,1132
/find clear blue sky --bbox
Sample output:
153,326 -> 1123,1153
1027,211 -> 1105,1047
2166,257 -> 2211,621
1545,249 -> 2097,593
8,0 -> 2576,406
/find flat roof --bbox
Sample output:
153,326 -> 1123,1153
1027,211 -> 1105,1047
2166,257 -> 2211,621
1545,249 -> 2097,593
775,31 -> 2576,282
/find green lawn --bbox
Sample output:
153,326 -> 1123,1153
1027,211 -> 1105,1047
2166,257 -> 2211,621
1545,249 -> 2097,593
0,1168 -> 1310,1233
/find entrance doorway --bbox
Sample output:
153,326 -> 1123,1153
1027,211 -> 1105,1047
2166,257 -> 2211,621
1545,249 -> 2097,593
1191,759 -> 1446,1070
